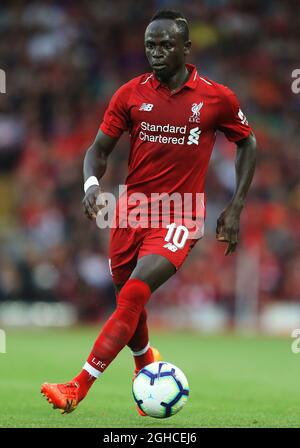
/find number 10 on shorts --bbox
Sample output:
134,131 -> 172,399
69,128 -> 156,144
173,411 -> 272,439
164,223 -> 189,249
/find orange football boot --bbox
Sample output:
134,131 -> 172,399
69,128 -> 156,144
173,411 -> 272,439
41,381 -> 81,414
134,347 -> 162,416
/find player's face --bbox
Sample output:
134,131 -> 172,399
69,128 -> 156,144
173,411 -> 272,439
144,20 -> 190,80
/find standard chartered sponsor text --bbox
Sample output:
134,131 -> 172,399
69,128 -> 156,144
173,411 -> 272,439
139,121 -> 187,145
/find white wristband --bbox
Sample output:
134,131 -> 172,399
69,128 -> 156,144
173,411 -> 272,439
84,176 -> 99,194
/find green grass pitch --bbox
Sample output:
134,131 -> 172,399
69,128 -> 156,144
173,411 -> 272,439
0,327 -> 299,428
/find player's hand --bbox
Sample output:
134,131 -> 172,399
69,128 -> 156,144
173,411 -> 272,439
82,185 -> 106,220
216,204 -> 242,256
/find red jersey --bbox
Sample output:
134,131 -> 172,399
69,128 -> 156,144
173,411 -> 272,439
100,64 -> 251,231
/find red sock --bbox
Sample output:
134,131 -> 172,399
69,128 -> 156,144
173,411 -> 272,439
117,288 -> 152,372
127,308 -> 154,371
132,344 -> 154,372
72,370 -> 96,401
128,308 -> 149,350
75,279 -> 151,393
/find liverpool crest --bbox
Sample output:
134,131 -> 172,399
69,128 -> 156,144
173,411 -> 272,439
189,102 -> 204,123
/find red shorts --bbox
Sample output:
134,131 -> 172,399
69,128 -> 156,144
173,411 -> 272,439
108,225 -> 200,285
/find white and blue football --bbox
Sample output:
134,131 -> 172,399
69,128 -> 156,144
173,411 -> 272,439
132,361 -> 189,418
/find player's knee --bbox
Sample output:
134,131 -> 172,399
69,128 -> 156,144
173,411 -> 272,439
130,254 -> 176,292
117,279 -> 151,313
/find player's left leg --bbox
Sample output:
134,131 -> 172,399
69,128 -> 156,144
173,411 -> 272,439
129,253 -> 176,291
114,283 -> 161,375
41,255 -> 175,414
41,226 -> 199,414
114,285 -> 152,370
41,277 -> 152,414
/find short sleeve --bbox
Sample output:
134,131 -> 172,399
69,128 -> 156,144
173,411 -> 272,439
217,86 -> 252,142
100,83 -> 132,138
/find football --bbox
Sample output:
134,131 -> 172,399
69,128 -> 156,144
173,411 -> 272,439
132,361 -> 189,418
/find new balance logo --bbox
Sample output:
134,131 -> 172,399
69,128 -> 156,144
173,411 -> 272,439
139,103 -> 154,111
163,242 -> 178,252
187,127 -> 201,145
238,108 -> 248,125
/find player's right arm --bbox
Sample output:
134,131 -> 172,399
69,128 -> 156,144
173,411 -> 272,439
82,81 -> 133,220
82,131 -> 119,220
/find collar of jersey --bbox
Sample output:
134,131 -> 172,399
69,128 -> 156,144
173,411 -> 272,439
151,63 -> 198,93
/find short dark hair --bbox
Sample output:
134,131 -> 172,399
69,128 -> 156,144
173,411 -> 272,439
150,10 -> 189,42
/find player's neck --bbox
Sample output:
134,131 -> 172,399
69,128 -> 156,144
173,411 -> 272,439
158,65 -> 190,93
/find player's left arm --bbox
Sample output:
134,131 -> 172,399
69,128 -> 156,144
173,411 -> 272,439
216,87 -> 257,255
216,131 -> 257,255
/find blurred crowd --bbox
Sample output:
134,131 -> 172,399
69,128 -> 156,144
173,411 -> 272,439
0,0 -> 299,321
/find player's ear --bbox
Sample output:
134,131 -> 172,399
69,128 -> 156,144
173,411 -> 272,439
184,40 -> 192,57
